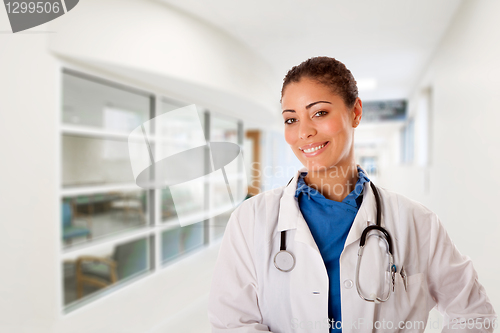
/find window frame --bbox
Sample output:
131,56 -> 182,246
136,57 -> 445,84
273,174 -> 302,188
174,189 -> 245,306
58,65 -> 241,313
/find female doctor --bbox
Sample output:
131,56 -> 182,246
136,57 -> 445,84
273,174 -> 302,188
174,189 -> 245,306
208,56 -> 496,332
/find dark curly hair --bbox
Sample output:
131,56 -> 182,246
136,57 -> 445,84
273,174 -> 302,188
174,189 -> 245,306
281,56 -> 358,108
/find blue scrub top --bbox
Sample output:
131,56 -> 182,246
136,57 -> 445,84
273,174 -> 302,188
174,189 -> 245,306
295,166 -> 371,332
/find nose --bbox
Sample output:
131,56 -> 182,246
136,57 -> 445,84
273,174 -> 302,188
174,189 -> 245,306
299,118 -> 316,140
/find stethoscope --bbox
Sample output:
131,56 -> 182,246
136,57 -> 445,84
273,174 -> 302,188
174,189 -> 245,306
274,176 -> 399,303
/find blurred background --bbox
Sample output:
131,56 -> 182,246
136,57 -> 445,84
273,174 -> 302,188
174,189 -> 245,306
1,0 -> 499,332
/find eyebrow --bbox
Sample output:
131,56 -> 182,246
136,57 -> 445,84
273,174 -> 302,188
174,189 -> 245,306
281,101 -> 332,114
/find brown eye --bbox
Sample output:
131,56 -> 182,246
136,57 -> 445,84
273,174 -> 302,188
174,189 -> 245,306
284,118 -> 297,125
314,111 -> 328,117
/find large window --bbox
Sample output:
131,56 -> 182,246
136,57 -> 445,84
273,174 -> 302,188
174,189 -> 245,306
60,69 -> 243,312
209,115 -> 242,240
400,117 -> 415,164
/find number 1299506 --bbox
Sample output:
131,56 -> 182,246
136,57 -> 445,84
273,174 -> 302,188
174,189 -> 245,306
5,1 -> 61,14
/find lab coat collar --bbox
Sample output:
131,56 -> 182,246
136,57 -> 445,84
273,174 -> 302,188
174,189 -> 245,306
277,166 -> 320,253
277,166 -> 306,232
344,166 -> 378,249
277,165 -> 378,252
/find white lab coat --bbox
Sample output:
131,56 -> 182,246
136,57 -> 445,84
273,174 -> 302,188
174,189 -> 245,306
208,167 -> 496,332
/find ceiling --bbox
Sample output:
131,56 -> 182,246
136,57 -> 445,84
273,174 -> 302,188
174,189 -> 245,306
157,0 -> 463,101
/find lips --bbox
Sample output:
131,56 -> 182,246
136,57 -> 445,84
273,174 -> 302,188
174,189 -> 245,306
299,141 -> 329,156
299,141 -> 328,151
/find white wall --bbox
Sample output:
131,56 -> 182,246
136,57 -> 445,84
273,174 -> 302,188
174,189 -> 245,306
48,0 -> 280,126
0,18 -> 60,333
0,1 -> 276,332
378,0 -> 500,323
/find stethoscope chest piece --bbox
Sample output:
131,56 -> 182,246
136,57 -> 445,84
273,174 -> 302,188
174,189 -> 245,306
274,250 -> 295,272
275,178 -> 398,301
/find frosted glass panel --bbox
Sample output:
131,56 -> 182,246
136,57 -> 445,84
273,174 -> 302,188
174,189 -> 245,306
62,71 -> 150,131
62,135 -> 135,187
211,116 -> 238,143
61,190 -> 148,249
161,223 -> 204,264
62,236 -> 152,309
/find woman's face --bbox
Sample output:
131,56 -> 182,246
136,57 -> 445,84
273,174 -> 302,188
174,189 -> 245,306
281,78 -> 362,172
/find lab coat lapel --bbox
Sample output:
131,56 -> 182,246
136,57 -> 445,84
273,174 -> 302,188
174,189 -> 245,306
276,169 -> 301,232
278,166 -> 379,253
279,169 -> 328,328
344,173 -> 378,249
277,167 -> 321,254
341,167 -> 378,331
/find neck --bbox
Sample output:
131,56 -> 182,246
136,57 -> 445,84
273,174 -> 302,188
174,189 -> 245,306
304,161 -> 359,202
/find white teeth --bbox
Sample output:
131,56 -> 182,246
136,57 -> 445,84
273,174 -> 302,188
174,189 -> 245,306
303,143 -> 325,153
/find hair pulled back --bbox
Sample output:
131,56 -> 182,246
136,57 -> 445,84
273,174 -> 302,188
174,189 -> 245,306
281,56 -> 358,108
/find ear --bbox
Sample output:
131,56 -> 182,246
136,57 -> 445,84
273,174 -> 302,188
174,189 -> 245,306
352,98 -> 363,127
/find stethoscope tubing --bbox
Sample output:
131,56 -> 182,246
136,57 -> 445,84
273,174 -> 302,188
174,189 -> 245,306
274,177 -> 397,302
274,228 -> 296,272
355,234 -> 394,302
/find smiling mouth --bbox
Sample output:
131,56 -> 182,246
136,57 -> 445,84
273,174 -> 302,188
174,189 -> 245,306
299,141 -> 329,153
